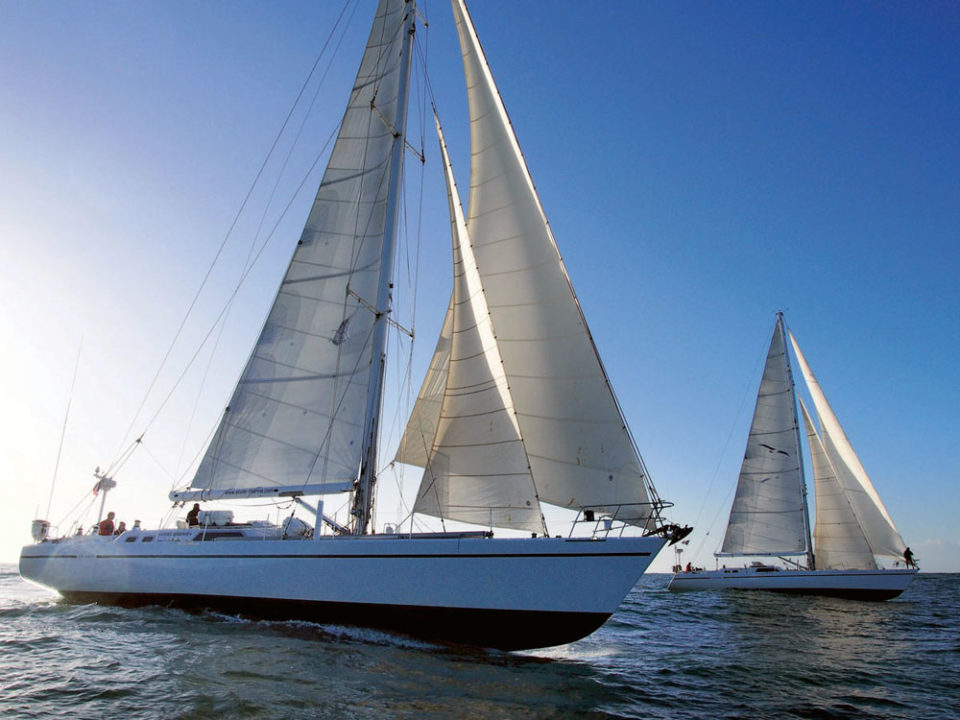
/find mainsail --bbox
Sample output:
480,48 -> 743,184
397,0 -> 656,530
789,331 -> 906,560
720,315 -> 809,557
184,0 -> 414,500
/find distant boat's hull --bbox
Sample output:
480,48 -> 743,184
20,533 -> 666,650
668,566 -> 916,600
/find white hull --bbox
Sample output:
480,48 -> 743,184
668,565 -> 916,600
21,531 -> 666,650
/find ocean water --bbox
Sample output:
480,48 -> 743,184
1,564 -> 957,720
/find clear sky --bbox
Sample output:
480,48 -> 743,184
1,1 -> 957,572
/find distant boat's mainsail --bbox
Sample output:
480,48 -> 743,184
396,0 -> 657,532
179,0 -> 415,521
719,316 -> 809,559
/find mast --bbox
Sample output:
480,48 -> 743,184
351,2 -> 417,535
780,313 -> 814,569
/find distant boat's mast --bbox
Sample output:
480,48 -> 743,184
351,2 -> 417,535
780,312 -> 814,569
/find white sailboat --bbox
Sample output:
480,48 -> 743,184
669,313 -> 916,600
20,0 -> 686,651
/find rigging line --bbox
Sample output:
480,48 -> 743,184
55,491 -> 98,534
105,436 -> 144,478
110,0 -> 356,467
243,0 -> 362,273
311,162 -> 396,501
195,3 -> 362,487
118,119 -> 345,465
174,1 -> 357,485
182,110 -> 346,492
172,418 -> 220,492
139,441 -> 178,485
690,324 -> 771,560
323,13 -> 413,518
46,339 -> 82,520
407,32 -> 429,334
380,75 -> 426,507
302,313 -> 381,495
316,18 -> 405,487
343,1 -> 412,289
386,150 -> 426,522
172,304 -> 230,485
387,19 -> 433,527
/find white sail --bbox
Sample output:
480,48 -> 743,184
403,117 -> 542,532
720,316 -> 808,556
187,0 -> 413,497
799,398 -> 877,569
448,0 -> 654,526
789,331 -> 905,560
394,295 -> 454,469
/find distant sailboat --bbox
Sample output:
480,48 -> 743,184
669,313 -> 916,600
20,0 -> 685,650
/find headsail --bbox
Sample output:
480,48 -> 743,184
400,116 -> 542,532
394,295 -> 454,469
719,316 -> 809,557
799,398 -> 877,569
181,0 -> 414,500
789,331 -> 906,560
428,0 -> 656,527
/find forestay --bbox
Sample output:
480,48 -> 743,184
186,0 -> 413,497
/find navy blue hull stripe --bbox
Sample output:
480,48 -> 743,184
58,591 -> 610,651
22,551 -> 651,561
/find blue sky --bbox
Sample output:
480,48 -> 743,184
1,1 -> 957,571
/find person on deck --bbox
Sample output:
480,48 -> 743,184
903,547 -> 917,569
186,504 -> 201,527
98,512 -> 115,536
114,521 -> 127,536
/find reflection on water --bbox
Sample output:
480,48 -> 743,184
3,569 -> 956,720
